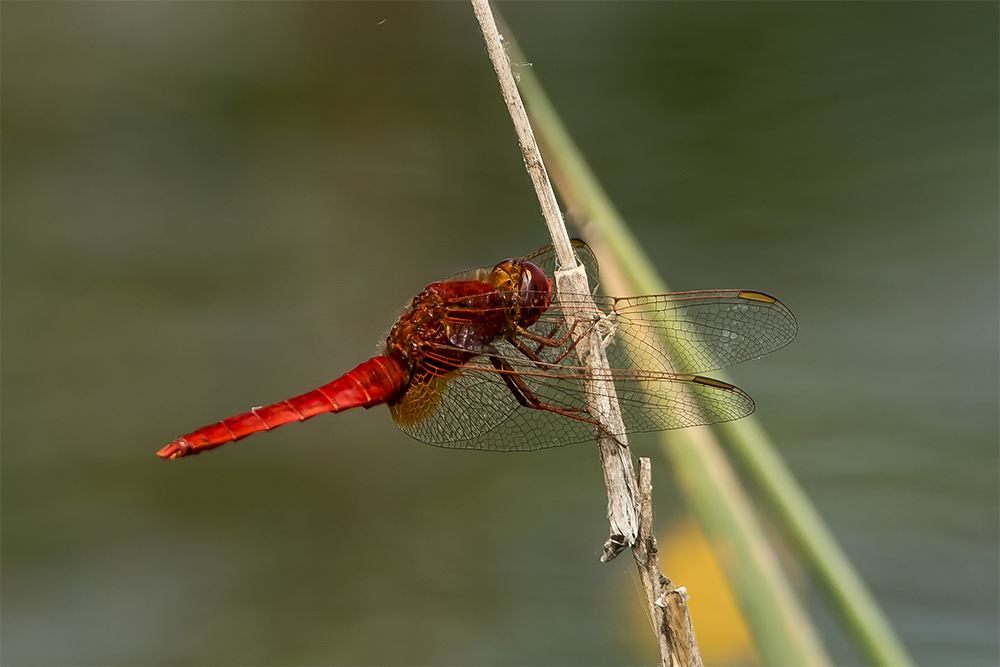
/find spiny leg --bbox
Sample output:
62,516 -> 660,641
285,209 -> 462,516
489,355 -> 589,421
488,354 -> 627,448
514,318 -> 592,367
520,318 -> 590,361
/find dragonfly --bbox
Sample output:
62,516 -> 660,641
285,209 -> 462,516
157,240 -> 796,458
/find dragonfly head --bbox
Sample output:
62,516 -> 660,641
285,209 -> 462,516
489,258 -> 552,327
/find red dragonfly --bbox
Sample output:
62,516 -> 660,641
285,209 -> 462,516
157,241 -> 795,458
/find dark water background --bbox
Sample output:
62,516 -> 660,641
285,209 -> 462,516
2,2 -> 997,665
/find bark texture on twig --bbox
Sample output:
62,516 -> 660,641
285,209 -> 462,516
470,2 -> 703,664
634,458 -> 704,667
470,0 -> 638,548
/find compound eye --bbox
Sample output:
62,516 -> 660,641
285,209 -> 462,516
488,259 -> 519,292
519,261 -> 552,325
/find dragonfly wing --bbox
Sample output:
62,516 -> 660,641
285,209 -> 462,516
533,290 -> 797,375
389,355 -> 521,448
486,362 -> 755,445
602,368 -> 755,433
392,352 -> 597,452
388,338 -> 598,451
392,343 -> 754,452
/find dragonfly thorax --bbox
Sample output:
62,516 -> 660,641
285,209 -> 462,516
384,280 -> 506,384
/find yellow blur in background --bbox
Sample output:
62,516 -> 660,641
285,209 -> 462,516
626,518 -> 757,666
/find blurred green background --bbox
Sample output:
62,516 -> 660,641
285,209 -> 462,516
2,2 -> 997,665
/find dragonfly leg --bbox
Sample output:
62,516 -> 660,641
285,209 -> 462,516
506,328 -> 588,371
527,323 -> 557,360
505,335 -> 553,370
514,318 -> 593,367
519,320 -> 577,349
488,354 -> 627,448
519,317 -> 592,354
489,355 -> 586,417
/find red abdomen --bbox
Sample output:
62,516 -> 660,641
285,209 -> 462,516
158,356 -> 408,459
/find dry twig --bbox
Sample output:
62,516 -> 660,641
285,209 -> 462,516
469,0 -> 638,550
469,2 -> 703,664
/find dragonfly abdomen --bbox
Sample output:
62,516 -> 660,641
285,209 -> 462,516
157,356 -> 407,459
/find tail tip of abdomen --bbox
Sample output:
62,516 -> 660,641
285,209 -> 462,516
157,438 -> 192,460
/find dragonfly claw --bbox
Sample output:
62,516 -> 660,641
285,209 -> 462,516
597,311 -> 618,350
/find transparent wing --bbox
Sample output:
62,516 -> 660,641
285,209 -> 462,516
535,290 -> 797,375
392,343 -> 754,451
